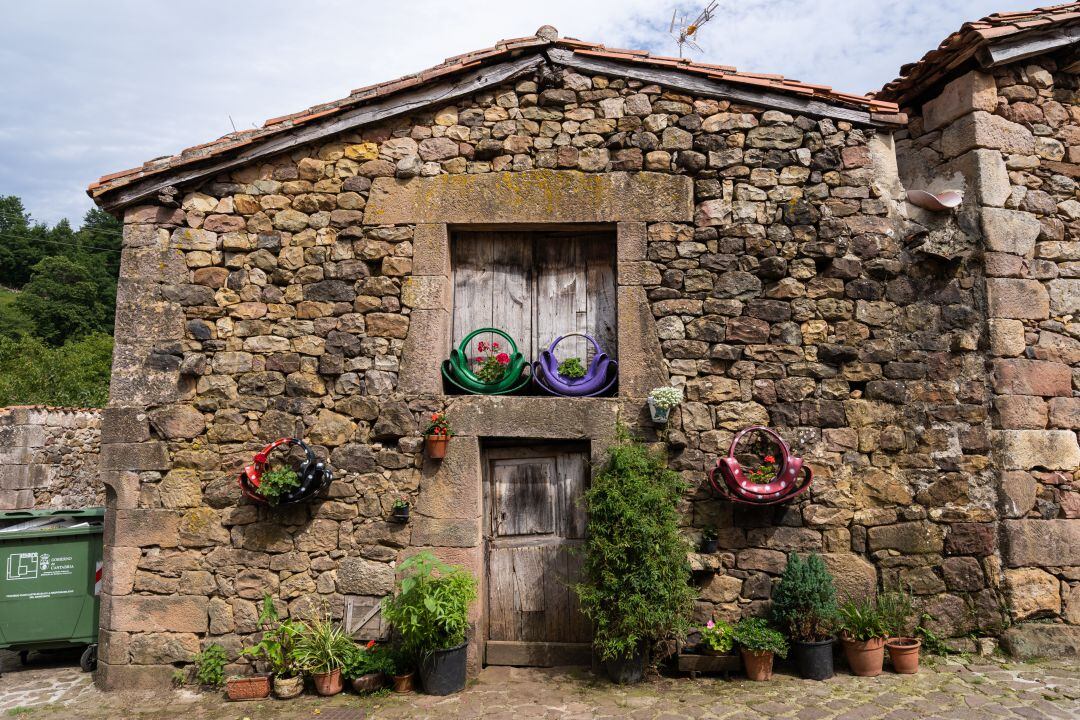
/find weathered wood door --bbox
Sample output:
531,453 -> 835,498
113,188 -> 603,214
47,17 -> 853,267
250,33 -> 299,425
451,231 -> 617,364
484,445 -> 592,666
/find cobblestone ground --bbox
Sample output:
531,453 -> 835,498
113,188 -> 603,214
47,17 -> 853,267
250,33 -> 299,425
2,651 -> 1079,719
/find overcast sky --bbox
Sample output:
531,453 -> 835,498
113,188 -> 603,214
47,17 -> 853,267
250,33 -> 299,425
1,0 -> 1037,225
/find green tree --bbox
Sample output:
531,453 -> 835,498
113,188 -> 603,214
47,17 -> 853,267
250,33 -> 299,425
0,333 -> 113,407
0,195 -> 49,287
15,255 -> 113,344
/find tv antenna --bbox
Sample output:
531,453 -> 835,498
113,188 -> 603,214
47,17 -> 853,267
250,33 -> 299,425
669,2 -> 719,58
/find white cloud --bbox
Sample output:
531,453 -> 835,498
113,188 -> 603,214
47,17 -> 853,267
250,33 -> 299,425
0,0 -> 1038,224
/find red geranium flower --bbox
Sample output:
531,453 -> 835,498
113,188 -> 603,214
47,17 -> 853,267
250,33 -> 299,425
764,455 -> 775,464
492,341 -> 500,349
496,352 -> 510,365
477,341 -> 487,352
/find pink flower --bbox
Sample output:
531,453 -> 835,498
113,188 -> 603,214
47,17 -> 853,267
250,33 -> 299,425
496,352 -> 510,365
706,620 -> 715,629
492,341 -> 499,349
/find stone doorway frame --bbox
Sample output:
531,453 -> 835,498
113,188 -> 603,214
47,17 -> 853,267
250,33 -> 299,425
376,169 -> 694,672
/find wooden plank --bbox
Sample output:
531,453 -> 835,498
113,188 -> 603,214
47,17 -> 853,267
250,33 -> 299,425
484,640 -> 591,667
492,459 -> 555,537
491,233 -> 533,360
543,544 -> 570,642
535,237 -> 585,361
583,235 -> 617,360
556,451 -> 588,540
512,546 -> 546,642
99,54 -> 548,211
451,233 -> 494,356
978,26 -> 1080,68
545,48 -> 885,127
487,547 -> 518,642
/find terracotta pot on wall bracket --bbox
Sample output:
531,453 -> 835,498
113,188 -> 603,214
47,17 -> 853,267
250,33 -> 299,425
841,635 -> 885,677
740,649 -> 775,681
885,637 -> 921,674
425,434 -> 449,459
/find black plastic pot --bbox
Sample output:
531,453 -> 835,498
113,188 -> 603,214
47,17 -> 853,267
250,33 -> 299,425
419,642 -> 467,695
604,647 -> 645,685
391,506 -> 410,523
700,537 -> 719,553
792,637 -> 834,680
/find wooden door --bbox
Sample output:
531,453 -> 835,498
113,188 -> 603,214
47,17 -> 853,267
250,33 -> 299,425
484,445 -> 592,666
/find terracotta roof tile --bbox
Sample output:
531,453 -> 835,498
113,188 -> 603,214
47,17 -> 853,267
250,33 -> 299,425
879,2 -> 1080,106
89,31 -> 899,202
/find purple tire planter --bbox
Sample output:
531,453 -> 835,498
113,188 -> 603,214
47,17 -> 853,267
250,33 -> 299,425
532,332 -> 618,397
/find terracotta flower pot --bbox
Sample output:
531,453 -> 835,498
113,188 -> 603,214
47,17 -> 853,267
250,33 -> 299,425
392,670 -> 416,693
273,674 -> 303,699
225,674 -> 271,700
352,672 -> 387,693
886,637 -> 921,674
425,434 -> 449,459
312,668 -> 344,696
740,648 -> 774,681
842,635 -> 886,677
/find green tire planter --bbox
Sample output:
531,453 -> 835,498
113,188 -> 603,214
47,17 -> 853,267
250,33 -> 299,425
441,328 -> 530,395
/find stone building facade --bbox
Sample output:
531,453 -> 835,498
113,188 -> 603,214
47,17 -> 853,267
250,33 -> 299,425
0,406 -> 102,511
83,6 -> 1080,688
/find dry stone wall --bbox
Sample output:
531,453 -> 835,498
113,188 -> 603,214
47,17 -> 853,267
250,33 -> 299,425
0,406 -> 103,511
897,53 -> 1080,656
98,62 -> 1064,686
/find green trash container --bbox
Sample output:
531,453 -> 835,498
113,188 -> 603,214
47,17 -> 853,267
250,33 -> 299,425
0,508 -> 104,673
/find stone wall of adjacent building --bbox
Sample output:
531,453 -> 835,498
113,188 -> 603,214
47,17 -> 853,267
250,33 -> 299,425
896,53 -> 1080,656
95,59 -> 1080,687
0,406 -> 103,511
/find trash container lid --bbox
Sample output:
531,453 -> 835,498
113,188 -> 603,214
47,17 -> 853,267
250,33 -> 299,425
0,508 -> 105,537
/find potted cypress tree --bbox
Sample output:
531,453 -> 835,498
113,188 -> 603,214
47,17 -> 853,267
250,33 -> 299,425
381,551 -> 477,695
732,618 -> 788,681
574,430 -> 696,684
837,595 -> 889,677
770,553 -> 838,680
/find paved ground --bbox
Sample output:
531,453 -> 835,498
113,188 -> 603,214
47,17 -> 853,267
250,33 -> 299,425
2,649 -> 1080,719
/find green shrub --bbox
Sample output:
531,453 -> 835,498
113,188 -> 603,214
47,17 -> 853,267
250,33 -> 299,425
381,551 -> 477,665
0,332 -> 112,407
342,642 -> 397,680
733,618 -> 788,657
258,466 -> 300,505
769,552 -> 837,642
290,616 -> 357,675
194,644 -> 227,688
574,431 -> 695,662
837,595 -> 889,641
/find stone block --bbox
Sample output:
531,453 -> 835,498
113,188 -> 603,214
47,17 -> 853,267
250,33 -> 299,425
107,595 -> 208,633
337,557 -> 394,595
988,319 -> 1026,357
412,224 -> 449,277
736,549 -> 787,574
944,148 -> 1010,207
994,430 -> 1080,470
821,553 -> 878,601
148,405 -> 206,440
745,526 -> 821,552
942,556 -> 985,592
129,632 -> 201,664
1004,519 -> 1080,566
106,509 -> 180,549
617,221 -> 647,262
986,278 -> 1049,319
867,521 -> 944,554
401,275 -> 450,309
700,573 -> 741,603
618,261 -> 662,286
102,546 -> 141,596
941,111 -> 1034,158
448,396 -> 619,442
124,205 -> 186,225
100,407 -> 150,444
1000,471 -> 1038,518
1006,568 -> 1061,621
923,71 -> 997,132
994,395 -> 1048,429
364,171 -> 693,225
992,359 -> 1072,397
1001,623 -> 1080,658
95,662 -> 179,690
410,517 -> 481,548
1049,397 -> 1080,429
981,208 -> 1040,256
415,437 -> 481,520
1049,279 -> 1080,316
398,309 -> 448,395
100,441 -> 169,472
621,284 -> 668,396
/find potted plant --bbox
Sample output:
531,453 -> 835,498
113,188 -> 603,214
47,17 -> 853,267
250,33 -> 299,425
837,594 -> 889,677
732,618 -> 788,681
441,329 -> 530,395
343,639 -> 396,693
647,386 -> 682,424
574,430 -> 695,684
391,498 -> 410,524
392,664 -> 416,693
241,595 -> 305,699
423,412 -> 451,459
700,527 -> 719,553
697,618 -> 734,656
770,552 -> 838,680
381,551 -> 478,695
557,356 -> 586,379
291,615 -> 356,695
880,587 -> 921,674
